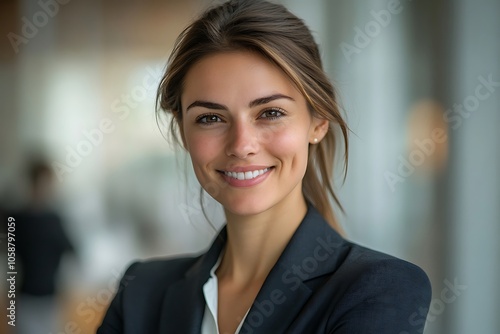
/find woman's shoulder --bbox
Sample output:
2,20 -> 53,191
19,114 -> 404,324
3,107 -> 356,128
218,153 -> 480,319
340,240 -> 430,290
326,240 -> 432,321
285,205 -> 431,302
316,240 -> 432,332
119,253 -> 201,291
97,253 -> 207,333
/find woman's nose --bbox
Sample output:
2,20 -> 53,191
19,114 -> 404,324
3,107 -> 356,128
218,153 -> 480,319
225,121 -> 259,159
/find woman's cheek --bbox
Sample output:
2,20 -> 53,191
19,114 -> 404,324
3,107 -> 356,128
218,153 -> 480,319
187,132 -> 220,164
267,127 -> 308,156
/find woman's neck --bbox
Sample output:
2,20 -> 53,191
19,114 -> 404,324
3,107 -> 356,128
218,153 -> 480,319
216,191 -> 308,287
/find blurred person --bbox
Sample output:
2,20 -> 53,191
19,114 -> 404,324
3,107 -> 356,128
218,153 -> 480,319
12,159 -> 75,334
98,1 -> 431,333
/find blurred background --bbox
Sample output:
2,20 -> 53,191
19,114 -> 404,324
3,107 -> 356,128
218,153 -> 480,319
0,0 -> 498,333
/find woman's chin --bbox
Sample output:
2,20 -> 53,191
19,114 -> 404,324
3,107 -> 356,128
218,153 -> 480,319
221,197 -> 273,218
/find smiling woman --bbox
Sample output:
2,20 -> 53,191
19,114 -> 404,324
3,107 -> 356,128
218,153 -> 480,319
181,51 -> 326,217
97,1 -> 431,333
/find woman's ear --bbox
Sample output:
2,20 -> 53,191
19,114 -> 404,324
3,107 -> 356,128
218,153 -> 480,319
309,117 -> 329,144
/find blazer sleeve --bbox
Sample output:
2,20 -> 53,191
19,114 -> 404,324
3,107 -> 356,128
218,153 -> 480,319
328,258 -> 432,334
96,261 -> 140,334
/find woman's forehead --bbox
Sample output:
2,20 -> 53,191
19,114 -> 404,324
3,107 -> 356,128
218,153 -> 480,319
181,51 -> 301,108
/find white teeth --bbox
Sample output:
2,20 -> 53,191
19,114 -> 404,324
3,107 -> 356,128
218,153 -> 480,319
224,168 -> 270,180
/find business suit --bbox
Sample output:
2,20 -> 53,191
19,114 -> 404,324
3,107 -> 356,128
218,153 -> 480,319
97,205 -> 431,333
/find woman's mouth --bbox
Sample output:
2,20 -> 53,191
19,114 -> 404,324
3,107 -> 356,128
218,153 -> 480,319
217,166 -> 274,187
223,167 -> 271,180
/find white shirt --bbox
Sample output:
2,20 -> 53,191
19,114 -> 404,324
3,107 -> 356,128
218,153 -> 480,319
201,254 -> 250,334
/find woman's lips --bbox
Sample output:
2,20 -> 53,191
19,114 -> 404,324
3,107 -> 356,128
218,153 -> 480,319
223,167 -> 270,180
218,166 -> 274,187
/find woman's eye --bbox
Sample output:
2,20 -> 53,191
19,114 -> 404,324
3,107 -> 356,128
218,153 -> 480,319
260,108 -> 285,119
196,114 -> 222,124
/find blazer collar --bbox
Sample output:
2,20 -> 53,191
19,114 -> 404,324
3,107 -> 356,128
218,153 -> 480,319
158,204 -> 347,333
158,227 -> 227,333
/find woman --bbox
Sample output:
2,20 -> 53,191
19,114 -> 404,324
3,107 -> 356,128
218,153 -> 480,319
98,1 -> 431,333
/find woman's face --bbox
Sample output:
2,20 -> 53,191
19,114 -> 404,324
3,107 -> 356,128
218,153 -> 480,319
181,51 -> 326,217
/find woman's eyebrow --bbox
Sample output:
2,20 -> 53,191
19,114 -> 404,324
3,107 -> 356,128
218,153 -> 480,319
186,93 -> 295,112
186,101 -> 226,111
248,94 -> 295,107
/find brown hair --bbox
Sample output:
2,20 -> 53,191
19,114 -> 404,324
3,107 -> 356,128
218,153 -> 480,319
157,0 -> 348,232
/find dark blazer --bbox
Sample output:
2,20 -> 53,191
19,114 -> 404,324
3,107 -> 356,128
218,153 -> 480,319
97,205 -> 431,334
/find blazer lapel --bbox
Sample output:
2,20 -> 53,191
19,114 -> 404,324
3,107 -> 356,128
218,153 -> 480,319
239,205 -> 347,333
157,204 -> 346,334
158,229 -> 227,334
